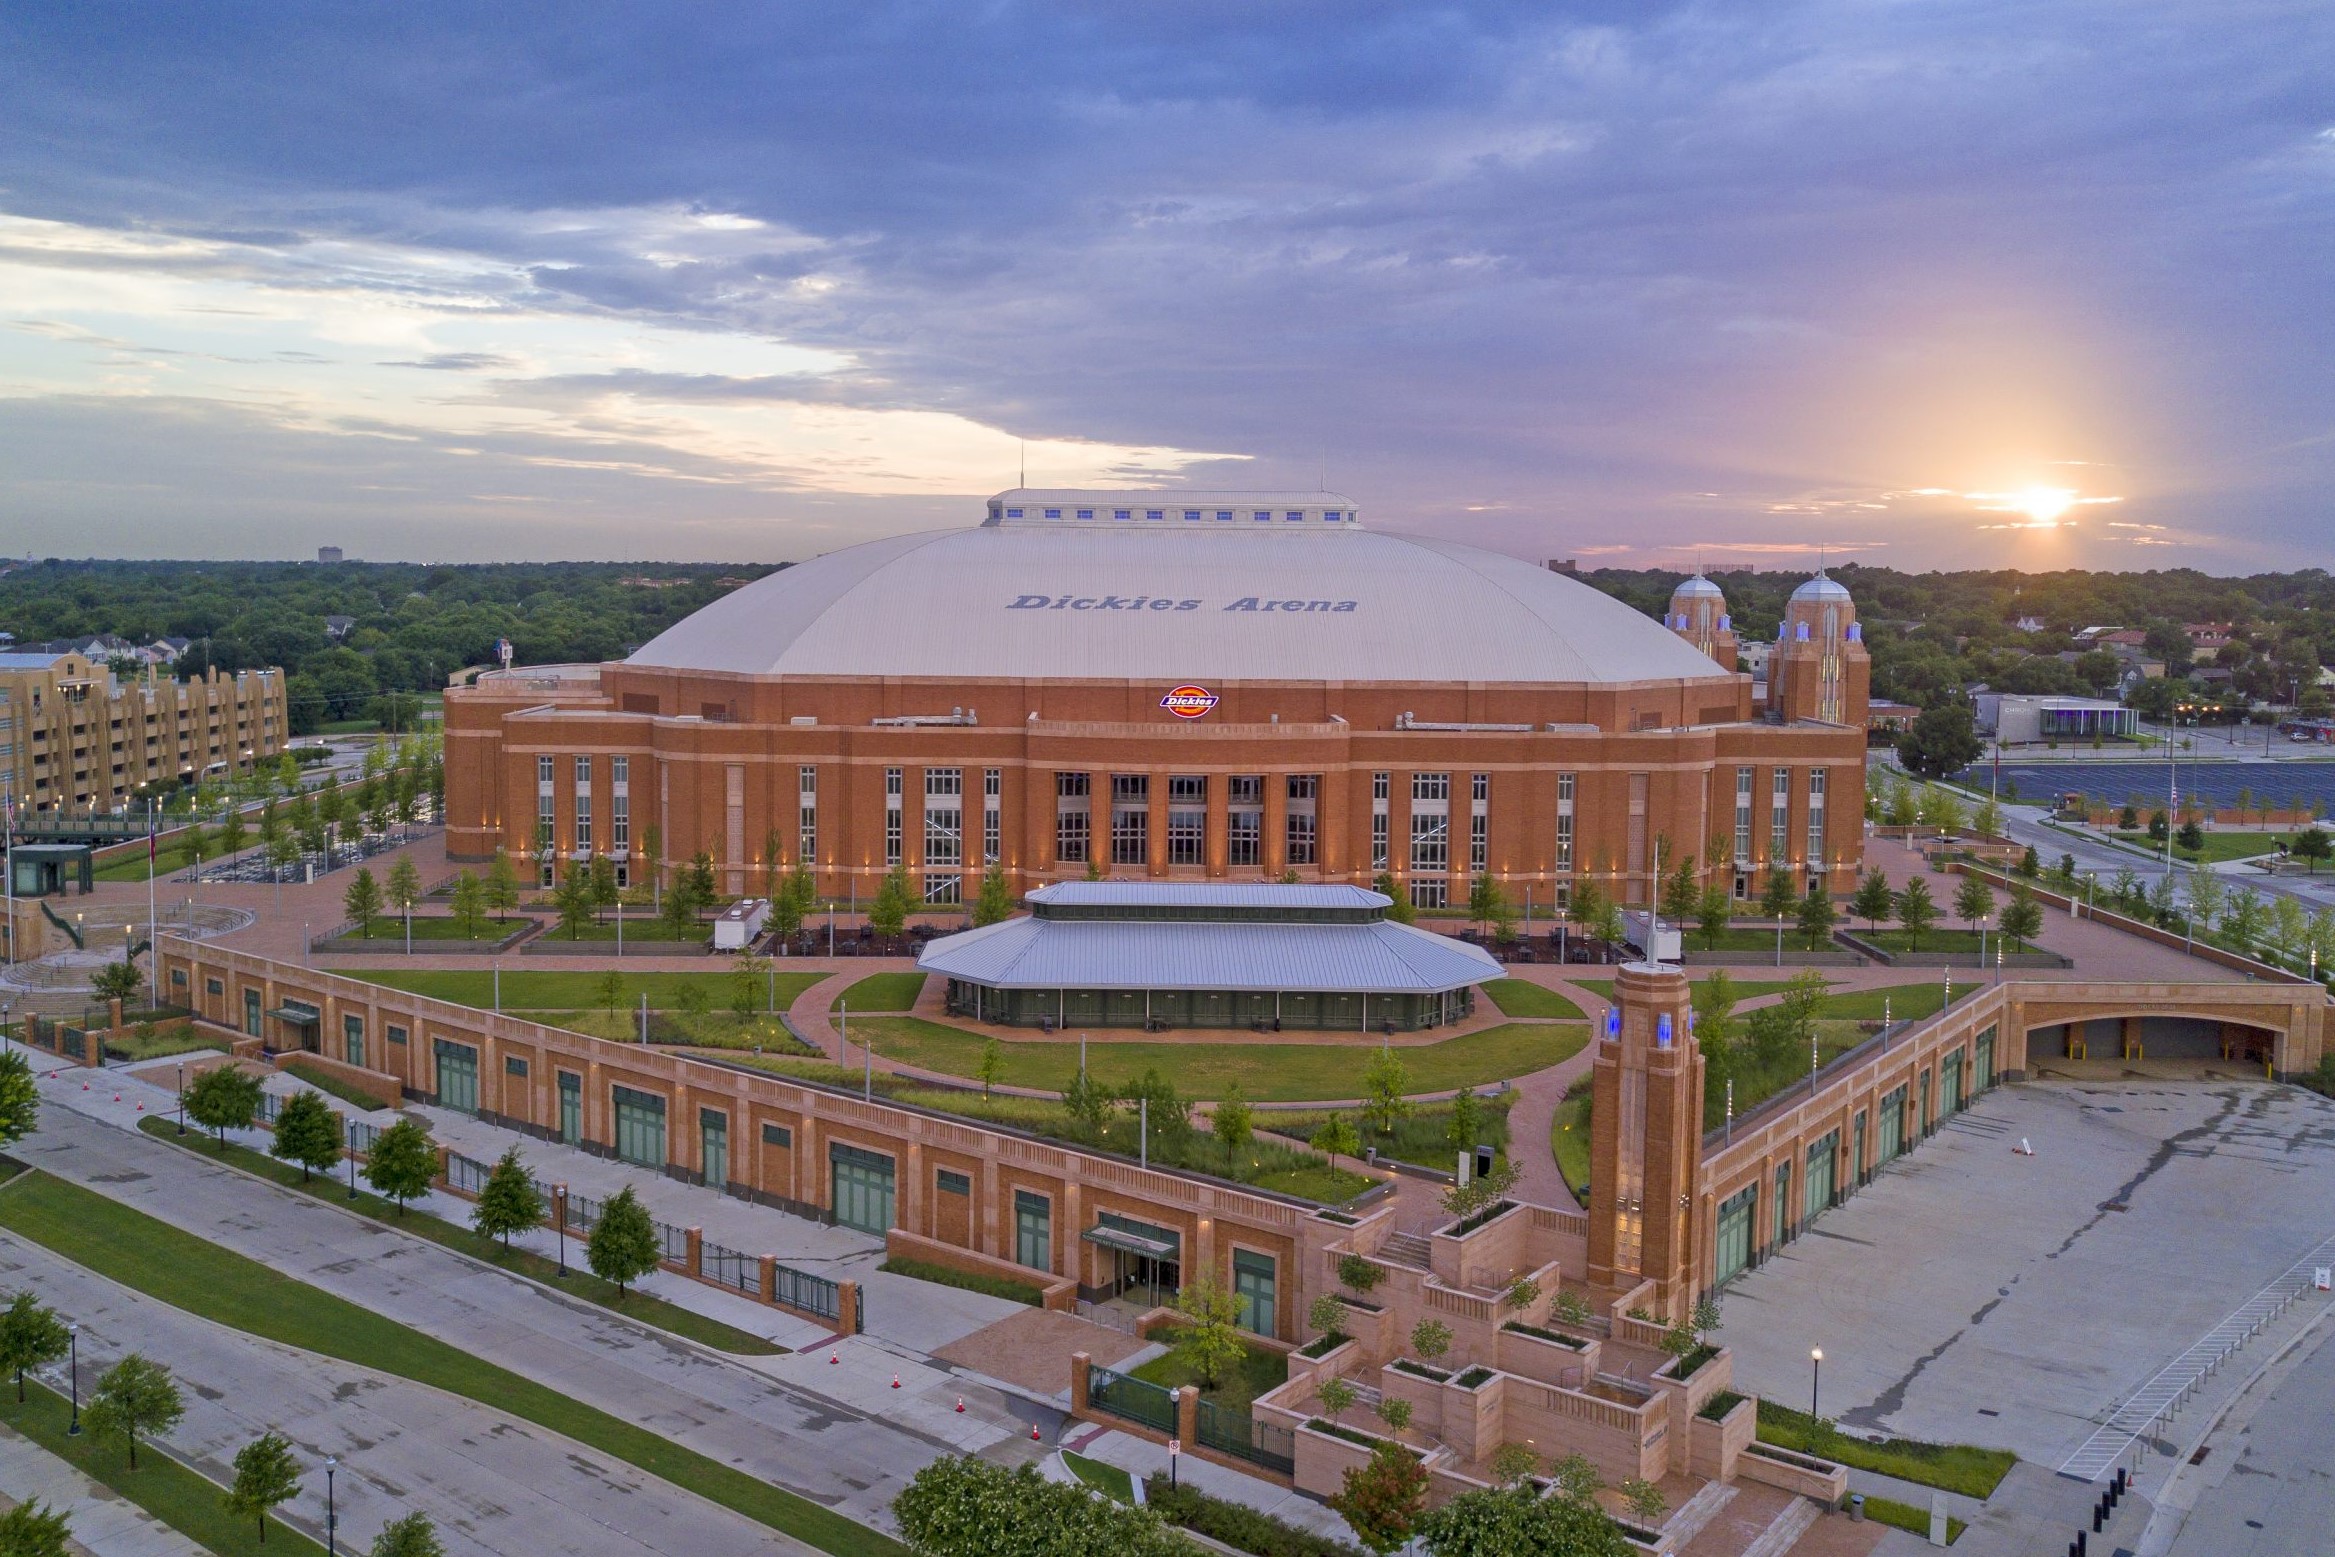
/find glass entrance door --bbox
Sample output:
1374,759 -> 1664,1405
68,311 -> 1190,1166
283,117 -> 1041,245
701,1109 -> 728,1193
1878,1088 -> 1905,1165
1940,1053 -> 1963,1116
1714,1186 -> 1756,1285
1806,1131 -> 1837,1216
558,1072 -> 581,1145
829,1143 -> 895,1234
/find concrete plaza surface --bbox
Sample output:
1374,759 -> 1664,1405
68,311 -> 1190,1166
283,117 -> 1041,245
5,1083 -> 1043,1539
0,1236 -> 805,1557
1717,1080 -> 2335,1479
0,1430 -> 204,1557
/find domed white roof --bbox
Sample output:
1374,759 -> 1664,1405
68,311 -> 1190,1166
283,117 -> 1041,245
628,512 -> 1731,685
1671,574 -> 1725,600
1791,574 -> 1853,604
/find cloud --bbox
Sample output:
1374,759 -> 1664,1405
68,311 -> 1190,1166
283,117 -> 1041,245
0,1 -> 2328,565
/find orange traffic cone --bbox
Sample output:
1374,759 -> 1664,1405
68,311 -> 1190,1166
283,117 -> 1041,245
135,1102 -> 144,1112
829,1351 -> 839,1365
954,1397 -> 965,1413
112,1093 -> 120,1102
891,1373 -> 901,1390
1030,1423 -> 1041,1442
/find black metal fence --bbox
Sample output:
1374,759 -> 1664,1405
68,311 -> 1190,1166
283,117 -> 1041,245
1197,1399 -> 1295,1474
1088,1365 -> 1176,1434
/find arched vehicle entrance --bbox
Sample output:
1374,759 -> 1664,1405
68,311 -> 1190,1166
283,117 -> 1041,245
2026,1014 -> 2285,1070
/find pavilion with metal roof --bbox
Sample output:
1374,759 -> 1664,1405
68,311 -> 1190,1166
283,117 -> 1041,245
916,881 -> 1501,1031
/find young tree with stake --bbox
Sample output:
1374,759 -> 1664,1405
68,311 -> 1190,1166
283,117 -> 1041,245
586,1185 -> 662,1295
185,1064 -> 263,1148
270,1091 -> 344,1183
225,1431 -> 302,1544
86,1354 -> 185,1470
472,1147 -> 547,1248
0,1291 -> 68,1403
364,1117 -> 438,1214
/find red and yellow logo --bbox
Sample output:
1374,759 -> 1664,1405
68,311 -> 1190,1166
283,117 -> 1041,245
1160,685 -> 1219,719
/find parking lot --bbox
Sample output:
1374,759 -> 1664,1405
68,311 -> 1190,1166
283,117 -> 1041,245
1715,1079 -> 2335,1473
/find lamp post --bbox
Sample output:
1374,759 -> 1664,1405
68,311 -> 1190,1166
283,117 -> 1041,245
347,1136 -> 359,1200
66,1323 -> 80,1435
1810,1346 -> 1823,1423
325,1455 -> 337,1555
555,1182 -> 568,1277
1168,1436 -> 1180,1489
177,1061 -> 187,1135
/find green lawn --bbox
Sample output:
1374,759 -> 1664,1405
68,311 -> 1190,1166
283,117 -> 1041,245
832,971 -> 929,1012
719,1056 -> 1378,1203
529,915 -> 707,942
1842,928 -> 2001,955
135,1117 -> 783,1354
103,1024 -> 230,1063
846,1017 -> 1589,1102
0,1378 -> 328,1556
1264,1095 -> 1512,1172
1569,976 -> 1816,1002
352,967 -> 825,1012
1479,979 -> 1584,1020
1815,982 -> 1949,1022
1707,1022 -> 1874,1128
2109,829 -> 2288,864
1133,1328 -> 1290,1414
1673,925 -> 1826,954
0,1170 -> 893,1555
1756,1401 -> 2014,1499
551,1008 -> 820,1053
1863,1495 -> 1966,1545
332,915 -> 534,942
1550,1080 -> 1592,1201
94,843 -> 204,882
1062,1450 -> 1136,1503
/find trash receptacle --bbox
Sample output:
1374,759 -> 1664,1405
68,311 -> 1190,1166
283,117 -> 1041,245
1847,1494 -> 1865,1522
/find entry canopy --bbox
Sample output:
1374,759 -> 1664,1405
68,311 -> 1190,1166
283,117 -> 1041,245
1082,1223 -> 1180,1260
268,1003 -> 321,1027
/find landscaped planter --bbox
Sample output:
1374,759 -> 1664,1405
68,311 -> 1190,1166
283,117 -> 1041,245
1834,930 -> 2071,969
318,917 -> 540,955
523,934 -> 709,957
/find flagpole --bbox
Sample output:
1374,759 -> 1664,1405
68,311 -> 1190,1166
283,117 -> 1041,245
4,796 -> 14,971
148,797 -> 159,984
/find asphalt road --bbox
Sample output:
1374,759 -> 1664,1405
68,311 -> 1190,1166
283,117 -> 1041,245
2150,1310 -> 2335,1556
0,1236 -> 801,1557
5,1095 -> 1031,1541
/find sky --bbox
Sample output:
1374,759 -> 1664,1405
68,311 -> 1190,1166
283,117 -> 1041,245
1,2 -> 2331,571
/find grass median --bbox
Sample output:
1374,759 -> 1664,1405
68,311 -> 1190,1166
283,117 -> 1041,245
353,967 -> 827,1011
847,1016 -> 1589,1101
831,971 -> 928,1012
1479,979 -> 1584,1019
135,1115 -> 782,1355
0,1169 -> 899,1556
1756,1400 -> 2014,1499
0,1377 -> 330,1556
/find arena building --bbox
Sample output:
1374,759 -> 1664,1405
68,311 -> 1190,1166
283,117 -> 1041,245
445,491 -> 1871,910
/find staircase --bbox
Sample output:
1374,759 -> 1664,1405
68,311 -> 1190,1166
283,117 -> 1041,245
1378,1232 -> 1433,1270
1661,1481 -> 1738,1551
1737,1497 -> 1820,1557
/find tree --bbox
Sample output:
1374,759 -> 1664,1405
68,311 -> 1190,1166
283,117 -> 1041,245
1310,1113 -> 1361,1176
1695,883 -> 1733,949
730,953 -> 767,1021
2224,886 -> 2269,951
483,850 -> 521,917
1550,1451 -> 1604,1503
971,865 -> 1014,927
473,1146 -> 547,1248
185,1064 -> 263,1148
1308,1293 -> 1349,1344
2117,803 -> 2140,832
0,1501 -> 72,1557
975,1038 -> 1004,1097
1894,876 -> 1937,950
386,855 -> 422,922
2295,827 -> 2333,873
0,1291 -> 68,1403
2266,895 -> 2310,968
869,865 -> 912,939
588,854 -> 620,922
1972,796 -> 2003,841
1796,880 -> 1837,950
686,851 -> 718,908
1116,1067 -> 1191,1143
2017,844 -> 2041,878
1410,1317 -> 1453,1363
1316,1375 -> 1359,1419
1170,1275 -> 1247,1390
1954,873 -> 1995,937
1467,872 -> 1508,934
369,1513 -> 447,1557
554,860 -> 596,939
342,865 -> 384,938
91,956 -> 145,1006
1620,1478 -> 1669,1525
1998,883 -> 2045,951
1359,1046 -> 1412,1142
270,1090 -> 344,1183
449,870 -> 486,938
1849,870 -> 1895,932
1657,851 -> 1698,926
1419,1484 -> 1632,1557
1375,1396 -> 1413,1434
1061,1066 -> 1111,1143
364,1117 -> 438,1214
1692,969 -> 1739,1056
660,864 -> 702,940
586,1184 -> 662,1294
216,807 -> 248,865
225,1431 -> 302,1545
1759,865 -> 1798,927
892,1455 -> 1183,1557
1335,1253 -> 1385,1299
784,861 -> 818,935
1441,1157 -> 1519,1224
2184,865 -> 2224,933
1212,1083 -> 1253,1167
86,1353 -> 184,1470
2176,819 -> 2206,854
1488,1443 -> 1542,1489
0,1052 -> 38,1150
1444,1086 -> 1483,1157
1332,1440 -> 1431,1555
1896,699 -> 1983,780
1375,871 -> 1416,925
595,966 -> 626,1020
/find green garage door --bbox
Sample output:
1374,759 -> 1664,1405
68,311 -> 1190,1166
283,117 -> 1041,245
613,1085 -> 667,1169
557,1072 -> 581,1145
1232,1249 -> 1277,1338
701,1108 -> 728,1192
1714,1185 -> 1757,1285
434,1039 -> 478,1114
830,1143 -> 896,1234
1805,1132 -> 1838,1217
1975,1027 -> 1996,1090
1878,1087 -> 1906,1166
1940,1052 -> 1963,1117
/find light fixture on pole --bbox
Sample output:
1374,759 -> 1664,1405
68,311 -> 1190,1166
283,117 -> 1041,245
325,1455 -> 338,1555
66,1322 -> 81,1434
1810,1346 -> 1823,1422
1168,1436 -> 1180,1489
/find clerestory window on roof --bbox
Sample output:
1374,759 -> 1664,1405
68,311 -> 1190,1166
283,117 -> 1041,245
1215,510 -> 1234,522
1077,508 -> 1095,519
1113,509 -> 1131,520
1145,509 -> 1164,521
1183,509 -> 1202,521
1044,508 -> 1062,519
1006,508 -> 1024,518
1286,511 -> 1305,522
1324,510 -> 1343,522
1253,510 -> 1272,522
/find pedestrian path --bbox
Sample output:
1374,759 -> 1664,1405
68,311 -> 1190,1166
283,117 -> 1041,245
1063,1424 -> 1363,1546
0,1429 -> 204,1557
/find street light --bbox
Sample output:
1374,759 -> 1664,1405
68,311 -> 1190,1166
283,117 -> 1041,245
177,1061 -> 187,1135
1810,1346 -> 1823,1423
325,1455 -> 338,1555
555,1182 -> 568,1277
66,1322 -> 80,1435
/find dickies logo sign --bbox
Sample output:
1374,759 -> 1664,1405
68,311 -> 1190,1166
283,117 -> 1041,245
1160,685 -> 1220,719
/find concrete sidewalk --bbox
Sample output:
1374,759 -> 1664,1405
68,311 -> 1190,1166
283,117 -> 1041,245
0,1430 -> 204,1557
0,1235 -> 811,1557
10,1068 -> 1038,1537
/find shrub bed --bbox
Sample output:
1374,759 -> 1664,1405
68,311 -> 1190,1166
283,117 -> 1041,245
1501,1320 -> 1586,1350
1698,1389 -> 1746,1422
1143,1476 -> 1364,1557
1755,1400 -> 2014,1498
878,1255 -> 1044,1307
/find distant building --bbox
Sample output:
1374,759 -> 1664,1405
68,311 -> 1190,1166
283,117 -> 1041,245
0,650 -> 286,812
2184,621 -> 2235,652
317,546 -> 344,564
2013,615 -> 2049,633
323,615 -> 357,642
1975,693 -> 2137,745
